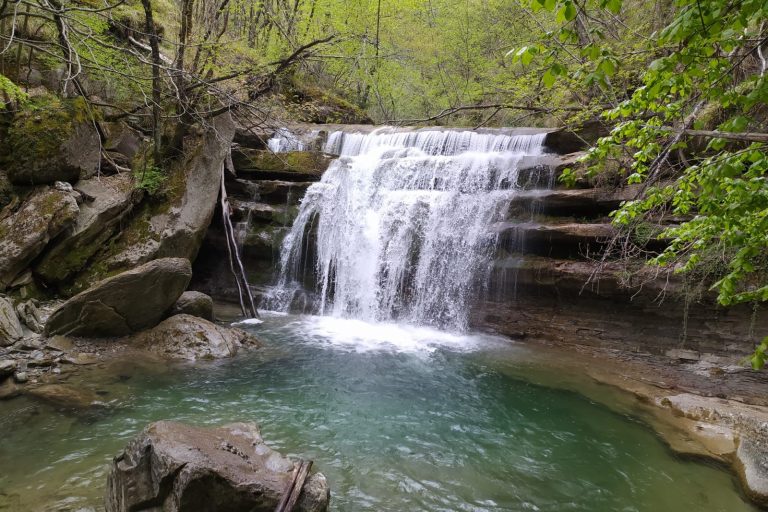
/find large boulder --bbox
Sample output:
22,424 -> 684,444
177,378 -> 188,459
134,314 -> 259,360
69,113 -> 236,292
105,421 -> 330,512
34,174 -> 142,285
169,291 -> 214,321
44,258 -> 192,337
0,187 -> 79,289
0,297 -> 23,346
4,96 -> 101,185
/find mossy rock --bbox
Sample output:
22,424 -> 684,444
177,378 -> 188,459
231,150 -> 333,181
281,77 -> 372,124
3,95 -> 101,186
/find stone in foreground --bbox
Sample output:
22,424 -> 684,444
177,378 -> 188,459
105,421 -> 329,512
134,314 -> 259,360
44,258 -> 192,337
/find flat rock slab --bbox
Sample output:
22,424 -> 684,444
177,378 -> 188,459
134,314 -> 259,360
44,258 -> 192,337
105,421 -> 330,512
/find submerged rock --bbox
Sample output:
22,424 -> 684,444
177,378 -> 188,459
0,187 -> 79,289
134,314 -> 259,360
170,291 -> 215,321
0,297 -> 24,346
44,258 -> 192,337
26,383 -> 104,410
105,421 -> 330,512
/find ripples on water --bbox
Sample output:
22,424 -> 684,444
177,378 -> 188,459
0,314 -> 755,511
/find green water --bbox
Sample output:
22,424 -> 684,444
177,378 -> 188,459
0,314 -> 755,511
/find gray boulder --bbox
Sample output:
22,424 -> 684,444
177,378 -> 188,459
44,258 -> 192,337
0,297 -> 24,346
35,174 -> 142,285
134,314 -> 259,360
0,187 -> 80,289
170,291 -> 215,321
105,421 -> 330,512
70,113 -> 236,291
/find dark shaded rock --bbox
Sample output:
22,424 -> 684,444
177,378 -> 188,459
15,299 -> 43,333
506,186 -> 640,217
495,221 -> 616,259
170,291 -> 214,321
0,297 -> 24,346
0,359 -> 17,378
543,121 -> 609,154
101,121 -> 143,162
134,314 -> 259,360
105,421 -> 330,512
35,174 -> 142,285
234,125 -> 272,149
45,258 -> 192,337
232,150 -> 333,181
0,187 -> 79,289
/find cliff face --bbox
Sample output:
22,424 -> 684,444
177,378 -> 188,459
191,125 -> 766,358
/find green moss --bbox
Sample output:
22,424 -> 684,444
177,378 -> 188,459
1,95 -> 96,168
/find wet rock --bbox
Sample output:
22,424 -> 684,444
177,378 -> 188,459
35,174 -> 142,285
13,371 -> 28,383
45,258 -> 192,337
134,314 -> 259,360
0,297 -> 24,346
0,378 -> 20,399
0,359 -> 17,377
737,436 -> 768,506
105,421 -> 330,512
27,384 -> 103,410
170,291 -> 215,321
0,187 -> 80,289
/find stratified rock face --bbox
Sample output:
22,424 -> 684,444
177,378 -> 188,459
170,291 -> 214,321
0,187 -> 80,289
105,421 -> 330,512
44,258 -> 192,337
134,314 -> 258,360
35,174 -> 142,284
0,297 -> 23,346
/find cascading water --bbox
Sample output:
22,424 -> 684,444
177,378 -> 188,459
266,128 -> 548,330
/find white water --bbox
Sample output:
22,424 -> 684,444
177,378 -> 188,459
266,128 -> 548,330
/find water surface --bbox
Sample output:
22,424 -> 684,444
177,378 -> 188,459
0,314 -> 754,511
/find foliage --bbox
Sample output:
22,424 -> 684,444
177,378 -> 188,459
526,0 -> 768,366
135,166 -> 167,196
0,73 -> 28,107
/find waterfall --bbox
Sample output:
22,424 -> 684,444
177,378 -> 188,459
266,128 -> 548,330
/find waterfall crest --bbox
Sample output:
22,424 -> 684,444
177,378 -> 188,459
266,128 -> 548,330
